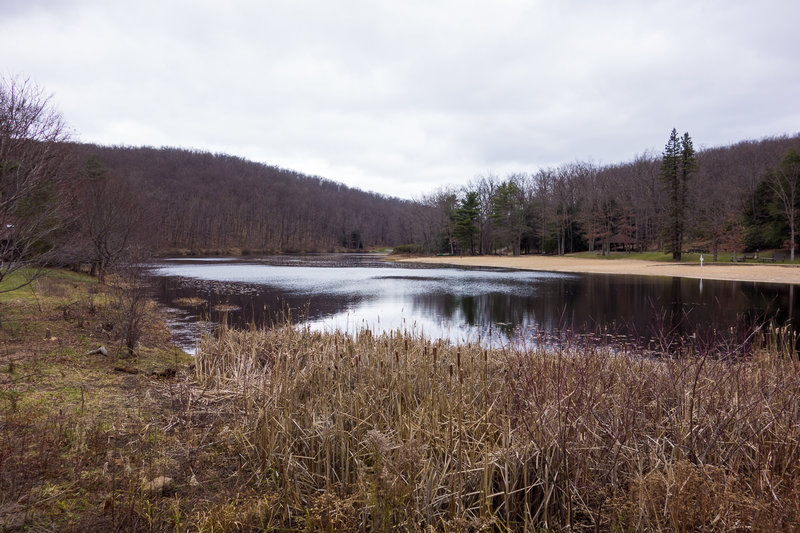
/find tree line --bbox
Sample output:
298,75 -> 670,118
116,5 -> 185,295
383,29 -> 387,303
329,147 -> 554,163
408,132 -> 800,260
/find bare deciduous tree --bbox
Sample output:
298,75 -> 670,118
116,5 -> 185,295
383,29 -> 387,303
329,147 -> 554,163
79,155 -> 144,281
768,148 -> 800,261
0,77 -> 71,294
694,149 -> 742,260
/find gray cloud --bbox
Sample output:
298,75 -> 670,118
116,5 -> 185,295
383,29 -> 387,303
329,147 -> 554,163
2,0 -> 799,198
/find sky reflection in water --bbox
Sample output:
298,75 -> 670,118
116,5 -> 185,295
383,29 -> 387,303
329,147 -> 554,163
149,255 -> 799,352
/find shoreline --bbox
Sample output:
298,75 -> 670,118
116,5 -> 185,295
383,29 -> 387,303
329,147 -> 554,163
400,255 -> 800,285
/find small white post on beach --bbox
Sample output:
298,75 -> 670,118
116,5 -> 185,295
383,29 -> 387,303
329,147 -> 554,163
700,254 -> 704,268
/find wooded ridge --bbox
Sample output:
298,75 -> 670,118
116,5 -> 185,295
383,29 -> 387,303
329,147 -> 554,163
69,131 -> 800,262
70,143 -> 420,255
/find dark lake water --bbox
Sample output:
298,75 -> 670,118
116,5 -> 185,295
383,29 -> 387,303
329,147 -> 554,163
148,254 -> 799,352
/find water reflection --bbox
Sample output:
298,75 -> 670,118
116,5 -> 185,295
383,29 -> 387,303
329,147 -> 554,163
148,254 -> 798,351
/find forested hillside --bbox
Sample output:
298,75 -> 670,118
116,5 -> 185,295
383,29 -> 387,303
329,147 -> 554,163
71,133 -> 800,261
412,133 -> 800,259
72,144 -> 423,254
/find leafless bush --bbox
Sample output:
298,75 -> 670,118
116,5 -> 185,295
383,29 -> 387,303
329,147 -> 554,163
107,261 -> 153,356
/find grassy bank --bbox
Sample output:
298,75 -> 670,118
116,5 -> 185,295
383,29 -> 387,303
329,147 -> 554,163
195,324 -> 800,531
570,250 -> 800,264
571,251 -> 715,262
0,270 -> 249,531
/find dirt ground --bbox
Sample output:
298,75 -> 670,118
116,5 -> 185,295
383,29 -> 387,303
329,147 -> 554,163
401,255 -> 800,285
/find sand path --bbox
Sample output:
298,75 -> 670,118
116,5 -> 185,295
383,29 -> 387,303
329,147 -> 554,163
400,255 -> 800,285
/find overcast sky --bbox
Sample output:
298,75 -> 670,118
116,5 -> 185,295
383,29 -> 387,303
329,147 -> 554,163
3,0 -> 799,199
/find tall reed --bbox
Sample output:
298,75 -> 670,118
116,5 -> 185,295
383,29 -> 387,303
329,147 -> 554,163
196,323 -> 800,531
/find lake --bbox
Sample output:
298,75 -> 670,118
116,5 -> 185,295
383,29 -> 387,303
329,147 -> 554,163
148,254 -> 799,352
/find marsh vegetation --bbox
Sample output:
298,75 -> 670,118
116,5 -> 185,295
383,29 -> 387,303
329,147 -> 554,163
2,269 -> 800,530
192,321 -> 800,531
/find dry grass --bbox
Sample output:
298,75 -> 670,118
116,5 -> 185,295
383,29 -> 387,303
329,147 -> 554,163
172,297 -> 207,307
196,324 -> 800,531
0,270 -> 257,531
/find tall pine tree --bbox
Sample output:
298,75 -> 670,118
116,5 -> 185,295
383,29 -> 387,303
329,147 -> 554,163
453,192 -> 480,255
660,129 -> 697,260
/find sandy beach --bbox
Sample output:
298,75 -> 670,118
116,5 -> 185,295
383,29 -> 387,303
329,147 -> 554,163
401,255 -> 800,285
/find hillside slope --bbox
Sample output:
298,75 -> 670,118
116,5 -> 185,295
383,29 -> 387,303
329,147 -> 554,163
74,144 -> 422,254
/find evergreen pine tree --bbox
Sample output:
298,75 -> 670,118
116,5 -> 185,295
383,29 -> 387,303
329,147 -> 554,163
454,192 -> 480,255
660,129 -> 696,260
